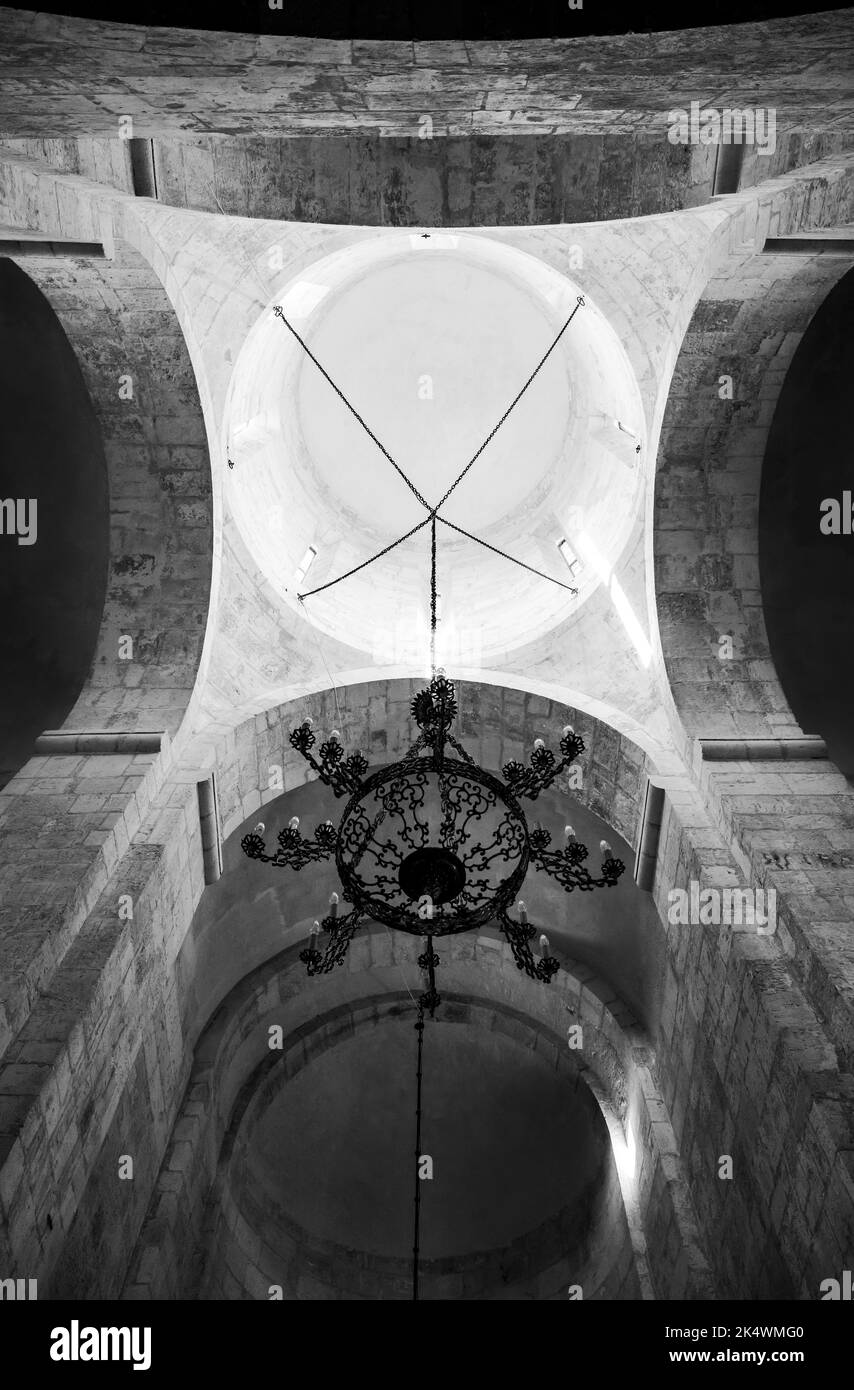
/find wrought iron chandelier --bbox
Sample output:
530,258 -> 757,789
242,498 -> 626,1018
242,657 -> 625,1007
239,287 -> 627,1299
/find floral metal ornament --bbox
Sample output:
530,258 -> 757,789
241,670 -> 625,994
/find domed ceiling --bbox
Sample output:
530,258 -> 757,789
225,233 -> 645,669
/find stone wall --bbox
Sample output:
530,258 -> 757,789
0,777 -> 205,1297
0,213 -> 216,1300
652,774 -> 854,1298
0,12 -> 851,228
0,9 -> 850,155
654,244 -> 853,743
207,678 -> 652,848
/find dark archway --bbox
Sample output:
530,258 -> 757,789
5,243 -> 215,742
653,247 -> 851,745
759,265 -> 854,776
0,259 -> 109,787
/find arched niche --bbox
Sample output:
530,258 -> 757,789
759,265 -> 854,775
4,240 -> 214,746
126,930 -> 712,1301
0,258 -> 109,787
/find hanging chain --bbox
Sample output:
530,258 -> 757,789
437,514 -> 578,593
298,515 -> 432,600
412,1001 -> 425,1303
273,305 -> 431,511
275,296 -> 586,604
430,295 -> 585,515
430,513 -> 438,676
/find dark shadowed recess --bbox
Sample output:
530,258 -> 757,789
759,265 -> 854,777
23,0 -> 818,36
0,261 -> 109,788
251,1020 -> 609,1261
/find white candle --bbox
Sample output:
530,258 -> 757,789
600,840 -> 613,858
289,816 -> 300,831
562,724 -> 574,738
564,824 -> 575,843
539,933 -> 550,958
533,738 -> 545,750
308,919 -> 321,954
329,892 -> 339,919
517,900 -> 527,924
330,729 -> 341,743
254,821 -> 265,835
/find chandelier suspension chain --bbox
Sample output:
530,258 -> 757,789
430,513 -> 438,675
273,306 -> 432,511
430,295 -> 585,515
297,515 -> 433,600
412,1000 -> 426,1303
275,296 -> 583,524
436,515 -> 578,594
275,295 -> 586,606
253,295 -> 618,1307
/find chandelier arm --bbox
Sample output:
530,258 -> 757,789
245,677 -> 618,968
531,847 -> 627,890
444,731 -> 475,764
499,909 -> 561,983
431,295 -> 586,515
240,828 -> 336,869
502,730 -> 585,800
497,908 -> 539,979
435,514 -> 578,596
290,722 -> 369,798
273,305 -> 432,513
501,759 -> 569,801
300,908 -> 364,975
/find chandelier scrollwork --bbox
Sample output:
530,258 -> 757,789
242,670 -> 626,993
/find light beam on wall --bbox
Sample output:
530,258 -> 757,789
231,410 -> 280,455
611,578 -> 653,668
613,1121 -> 638,1192
574,529 -> 652,668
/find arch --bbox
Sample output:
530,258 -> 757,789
759,265 -> 854,775
204,992 -> 638,1301
198,676 -> 654,845
652,245 -> 852,745
126,930 -> 713,1300
4,239 -> 213,743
